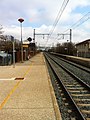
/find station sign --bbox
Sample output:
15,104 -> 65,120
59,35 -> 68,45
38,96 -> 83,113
23,44 -> 28,48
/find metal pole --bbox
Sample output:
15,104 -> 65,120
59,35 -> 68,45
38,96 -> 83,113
70,29 -> 72,43
21,22 -> 23,62
13,40 -> 15,68
24,50 -> 26,61
67,40 -> 69,54
33,29 -> 35,43
18,18 -> 24,62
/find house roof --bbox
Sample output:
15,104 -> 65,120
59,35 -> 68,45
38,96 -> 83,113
76,39 -> 90,46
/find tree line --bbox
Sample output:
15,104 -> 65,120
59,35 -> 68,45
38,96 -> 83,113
48,42 -> 77,56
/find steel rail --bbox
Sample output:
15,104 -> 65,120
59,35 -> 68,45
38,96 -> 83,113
50,52 -> 90,72
44,53 -> 90,120
47,53 -> 90,90
50,53 -> 90,73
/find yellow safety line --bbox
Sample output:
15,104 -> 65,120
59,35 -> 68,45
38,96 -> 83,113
0,81 -> 21,109
23,65 -> 32,77
0,64 -> 32,110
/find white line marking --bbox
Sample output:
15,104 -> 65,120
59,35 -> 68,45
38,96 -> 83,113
0,78 -> 15,80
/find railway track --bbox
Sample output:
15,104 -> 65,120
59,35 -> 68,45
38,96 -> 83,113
52,53 -> 90,73
49,53 -> 90,85
44,52 -> 90,120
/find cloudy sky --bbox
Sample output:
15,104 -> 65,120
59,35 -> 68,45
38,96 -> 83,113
0,0 -> 90,47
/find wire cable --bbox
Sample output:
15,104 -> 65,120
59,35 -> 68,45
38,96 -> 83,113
45,0 -> 69,47
58,12 -> 90,40
49,0 -> 69,36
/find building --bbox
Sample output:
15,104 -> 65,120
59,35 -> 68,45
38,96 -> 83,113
76,39 -> 90,58
23,40 -> 36,59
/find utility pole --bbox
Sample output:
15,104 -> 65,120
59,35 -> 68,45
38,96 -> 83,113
33,29 -> 35,43
11,36 -> 15,68
58,29 -> 72,43
33,29 -> 50,39
70,29 -> 72,43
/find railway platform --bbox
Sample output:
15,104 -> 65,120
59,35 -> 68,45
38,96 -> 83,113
0,52 -> 62,120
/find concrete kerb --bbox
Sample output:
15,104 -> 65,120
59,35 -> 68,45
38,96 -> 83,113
42,53 -> 62,120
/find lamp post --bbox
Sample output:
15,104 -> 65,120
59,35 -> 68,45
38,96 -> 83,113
18,18 -> 24,62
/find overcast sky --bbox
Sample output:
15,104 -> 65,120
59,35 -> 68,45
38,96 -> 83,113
0,0 -> 90,46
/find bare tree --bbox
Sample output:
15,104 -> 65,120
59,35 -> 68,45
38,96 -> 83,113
0,25 -> 5,41
0,25 -> 3,33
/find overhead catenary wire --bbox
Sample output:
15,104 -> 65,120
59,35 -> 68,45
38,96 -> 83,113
45,0 -> 69,47
58,12 -> 90,40
49,0 -> 69,37
65,12 -> 90,33
71,12 -> 90,29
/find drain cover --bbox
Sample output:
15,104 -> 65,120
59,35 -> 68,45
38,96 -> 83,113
15,78 -> 24,80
